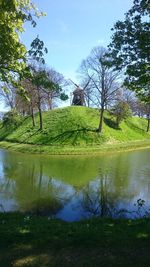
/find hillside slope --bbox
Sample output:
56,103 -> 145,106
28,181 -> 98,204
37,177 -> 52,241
0,106 -> 149,147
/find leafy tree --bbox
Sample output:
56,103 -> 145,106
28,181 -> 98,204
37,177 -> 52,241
30,68 -> 48,130
17,79 -> 38,127
16,65 -> 68,129
2,110 -> 22,128
108,0 -> 150,101
79,46 -> 121,132
31,66 -> 67,130
44,68 -> 68,110
112,101 -> 132,127
0,0 -> 44,83
29,36 -> 48,64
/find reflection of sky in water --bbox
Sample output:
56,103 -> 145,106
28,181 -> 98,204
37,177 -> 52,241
0,148 -> 149,221
0,193 -> 18,212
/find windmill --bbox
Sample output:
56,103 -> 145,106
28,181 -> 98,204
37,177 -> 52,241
69,77 -> 92,106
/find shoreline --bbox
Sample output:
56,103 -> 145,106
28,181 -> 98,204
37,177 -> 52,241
0,139 -> 150,155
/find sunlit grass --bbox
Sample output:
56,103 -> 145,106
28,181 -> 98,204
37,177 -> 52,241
0,106 -> 149,154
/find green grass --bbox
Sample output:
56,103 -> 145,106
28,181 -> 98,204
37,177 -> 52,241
0,140 -> 150,155
0,106 -> 149,154
0,213 -> 150,267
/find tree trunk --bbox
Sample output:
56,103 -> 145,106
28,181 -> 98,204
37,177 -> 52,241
37,87 -> 43,130
147,117 -> 150,132
39,106 -> 43,130
98,106 -> 104,132
31,107 -> 35,127
116,116 -> 120,128
48,97 -> 52,110
87,97 -> 90,107
98,68 -> 105,133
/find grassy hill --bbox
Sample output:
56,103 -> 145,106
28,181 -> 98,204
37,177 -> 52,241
0,106 -> 149,153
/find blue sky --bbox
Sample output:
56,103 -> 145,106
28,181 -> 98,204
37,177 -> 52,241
1,0 -> 134,111
22,0 -> 133,81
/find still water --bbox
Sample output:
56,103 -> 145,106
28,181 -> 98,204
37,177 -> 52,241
0,148 -> 150,221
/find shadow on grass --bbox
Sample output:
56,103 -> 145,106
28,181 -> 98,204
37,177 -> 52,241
104,117 -> 120,130
0,213 -> 150,267
49,128 -> 97,145
21,127 -> 99,146
0,118 -> 28,141
125,120 -> 146,133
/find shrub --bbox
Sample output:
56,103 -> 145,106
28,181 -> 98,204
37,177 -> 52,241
2,110 -> 22,128
112,101 -> 132,127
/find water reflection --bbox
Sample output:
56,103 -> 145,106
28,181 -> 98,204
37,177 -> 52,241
80,174 -> 116,218
0,148 -> 150,221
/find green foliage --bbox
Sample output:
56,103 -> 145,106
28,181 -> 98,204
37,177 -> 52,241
31,67 -> 68,104
2,110 -> 22,128
31,69 -> 57,90
60,92 -> 69,101
108,0 -> 150,101
29,36 -> 48,64
112,101 -> 132,127
0,0 -> 44,83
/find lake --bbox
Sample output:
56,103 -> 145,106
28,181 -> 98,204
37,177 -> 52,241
0,148 -> 150,221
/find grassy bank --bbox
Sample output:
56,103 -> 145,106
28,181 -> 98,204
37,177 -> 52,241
0,213 -> 150,267
0,139 -> 150,155
0,106 -> 149,154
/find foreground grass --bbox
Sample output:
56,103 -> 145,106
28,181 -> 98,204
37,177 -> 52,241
0,213 -> 150,267
0,106 -> 149,154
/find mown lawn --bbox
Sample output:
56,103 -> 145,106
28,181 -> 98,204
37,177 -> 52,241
0,106 -> 149,148
0,213 -> 150,267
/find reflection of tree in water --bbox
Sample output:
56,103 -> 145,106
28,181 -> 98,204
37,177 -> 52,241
26,164 -> 70,216
80,167 -> 138,218
81,173 -> 116,218
0,160 -> 17,210
0,178 -> 16,199
2,160 -> 71,216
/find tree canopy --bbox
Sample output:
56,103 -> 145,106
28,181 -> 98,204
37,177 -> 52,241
108,0 -> 150,102
0,0 -> 44,83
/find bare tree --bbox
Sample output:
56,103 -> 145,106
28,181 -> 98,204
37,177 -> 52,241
132,100 -> 150,132
80,78 -> 94,107
117,88 -> 150,132
0,83 -> 16,110
79,46 -> 121,132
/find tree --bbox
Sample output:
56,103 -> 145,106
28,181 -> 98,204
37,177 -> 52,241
108,0 -> 150,101
0,83 -> 17,110
81,78 -> 94,107
30,66 -> 67,130
112,101 -> 132,127
79,46 -> 121,132
2,110 -> 22,129
31,68 -> 48,130
145,104 -> 150,132
0,0 -> 44,83
43,68 -> 68,110
18,79 -> 38,126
